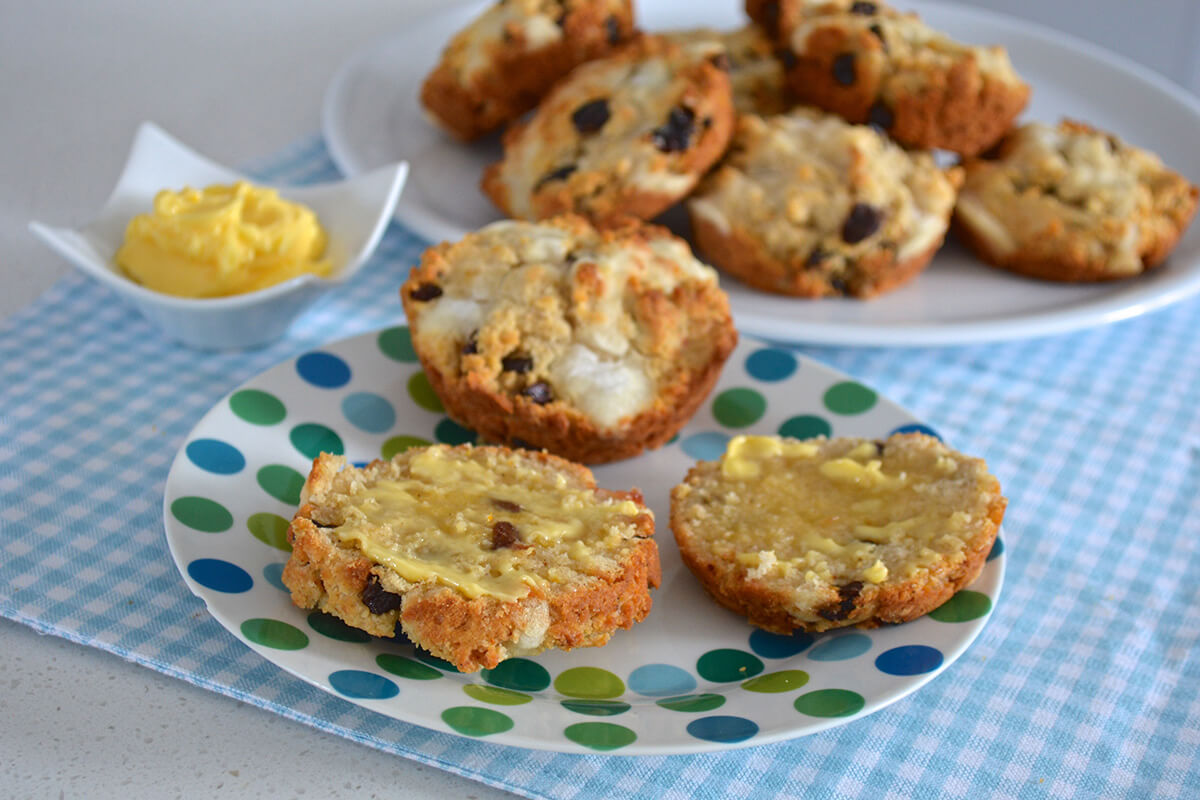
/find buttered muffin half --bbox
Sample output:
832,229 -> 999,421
400,215 -> 737,464
670,433 -> 1006,633
282,445 -> 659,672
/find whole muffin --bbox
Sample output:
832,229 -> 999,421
954,120 -> 1199,281
688,108 -> 962,298
420,0 -> 635,141
481,35 -> 736,224
400,215 -> 738,464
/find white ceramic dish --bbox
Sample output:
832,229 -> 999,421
163,329 -> 1005,754
321,0 -> 1200,347
30,122 -> 408,350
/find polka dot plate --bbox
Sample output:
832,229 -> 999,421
163,328 -> 1005,754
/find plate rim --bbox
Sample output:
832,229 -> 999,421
320,0 -> 1200,348
161,326 -> 1006,755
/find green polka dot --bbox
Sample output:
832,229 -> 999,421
307,611 -> 372,643
229,389 -> 286,426
381,435 -> 432,461
697,649 -> 764,682
712,388 -> 767,428
240,618 -> 308,650
408,373 -> 444,413
656,693 -> 726,713
554,667 -> 625,699
170,496 -> 233,533
742,670 -> 810,693
441,706 -> 514,737
257,464 -> 305,505
482,658 -> 551,692
247,512 -> 291,551
928,590 -> 992,622
378,326 -> 418,362
464,685 -> 532,705
778,414 -> 832,440
794,688 -> 866,718
823,382 -> 877,415
564,722 -> 636,751
435,417 -> 477,445
560,699 -> 631,716
290,423 -> 344,459
377,654 -> 443,681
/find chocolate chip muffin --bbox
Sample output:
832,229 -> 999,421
481,35 -> 736,224
283,446 -> 659,672
664,25 -> 795,116
670,434 -> 1006,634
420,0 -> 635,141
400,215 -> 737,464
775,0 -> 1030,157
954,120 -> 1200,282
688,108 -> 962,298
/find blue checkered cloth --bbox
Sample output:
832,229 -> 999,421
3,136 -> 1198,799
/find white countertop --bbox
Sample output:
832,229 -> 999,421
3,1 -> 1197,797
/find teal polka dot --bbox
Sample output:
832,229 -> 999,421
681,431 -> 730,461
442,706 -> 513,737
413,651 -> 463,672
560,699 -> 631,716
256,464 -> 305,505
712,388 -> 767,428
875,645 -> 943,676
186,439 -> 245,475
749,629 -> 815,659
229,389 -> 286,426
187,559 -> 251,593
482,658 -> 550,692
170,496 -> 232,533
378,326 -> 418,362
342,392 -> 395,434
778,415 -> 832,440
656,693 -> 725,713
795,688 -> 865,717
823,382 -> 877,415
290,423 -> 344,459
329,670 -> 398,699
554,667 -> 624,699
687,716 -> 758,743
246,512 -> 291,551
890,422 -> 941,440
241,618 -> 308,650
988,537 -> 1005,561
564,722 -> 636,751
262,562 -> 287,592
697,649 -> 763,682
434,417 -> 477,445
745,348 -> 797,381
808,633 -> 872,662
408,373 -> 444,413
307,611 -> 372,643
296,352 -> 351,388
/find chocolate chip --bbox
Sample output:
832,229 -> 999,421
868,23 -> 887,50
571,98 -> 610,134
842,203 -> 883,244
409,282 -> 442,301
501,354 -> 533,373
490,520 -> 527,549
817,581 -> 864,621
873,439 -> 886,454
850,1 -> 877,14
462,331 -> 478,355
829,276 -> 849,295
832,52 -> 856,86
867,101 -> 894,132
492,499 -> 521,513
774,47 -> 797,70
510,437 -> 536,450
534,164 -> 576,189
709,52 -> 732,72
522,381 -> 553,405
605,14 -> 621,45
805,247 -> 829,269
362,574 -> 403,614
761,1 -> 780,37
651,107 -> 696,152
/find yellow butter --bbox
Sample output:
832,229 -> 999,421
115,181 -> 330,298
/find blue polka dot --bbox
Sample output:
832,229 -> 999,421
628,664 -> 697,697
875,645 -> 944,676
296,351 -> 351,389
686,715 -> 759,743
745,348 -> 797,382
808,633 -> 872,662
328,670 -> 399,699
890,423 -> 941,440
681,431 -> 730,461
185,439 -> 245,475
987,537 -> 1004,561
187,558 -> 252,593
263,562 -> 288,592
749,629 -> 815,659
342,392 -> 395,434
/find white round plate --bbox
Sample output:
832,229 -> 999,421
163,328 -> 1005,754
322,0 -> 1200,347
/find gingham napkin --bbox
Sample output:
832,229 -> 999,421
2,136 -> 1197,799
